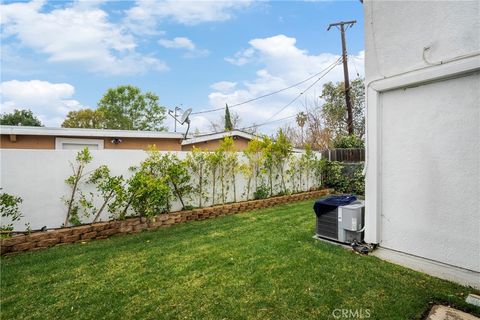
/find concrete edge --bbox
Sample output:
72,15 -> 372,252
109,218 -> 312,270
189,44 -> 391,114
372,247 -> 480,289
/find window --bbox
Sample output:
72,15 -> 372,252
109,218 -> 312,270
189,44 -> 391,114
55,138 -> 104,150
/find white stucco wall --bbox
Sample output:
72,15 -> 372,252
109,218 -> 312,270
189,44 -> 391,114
380,73 -> 479,272
0,150 -> 318,231
365,0 -> 480,79
364,0 -> 480,273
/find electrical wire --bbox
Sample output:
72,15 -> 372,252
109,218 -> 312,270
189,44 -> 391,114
239,114 -> 297,131
350,54 -> 360,77
238,59 -> 341,131
262,59 -> 341,124
191,57 -> 342,115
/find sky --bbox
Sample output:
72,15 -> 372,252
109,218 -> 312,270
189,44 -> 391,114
0,0 -> 365,134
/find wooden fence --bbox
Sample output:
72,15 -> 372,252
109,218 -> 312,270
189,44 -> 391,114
320,148 -> 365,163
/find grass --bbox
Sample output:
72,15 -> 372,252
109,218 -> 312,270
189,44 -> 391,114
1,200 -> 479,320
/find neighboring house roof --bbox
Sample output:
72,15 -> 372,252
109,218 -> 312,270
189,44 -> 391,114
181,130 -> 258,146
0,125 -> 185,139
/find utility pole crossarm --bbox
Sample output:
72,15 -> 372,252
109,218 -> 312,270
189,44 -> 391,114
327,20 -> 356,31
327,20 -> 356,136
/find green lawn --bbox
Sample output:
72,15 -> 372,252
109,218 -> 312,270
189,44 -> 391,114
1,200 -> 479,320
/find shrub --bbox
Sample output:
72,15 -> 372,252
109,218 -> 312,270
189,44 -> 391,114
318,159 -> 365,195
186,147 -> 209,207
333,135 -> 365,149
63,147 -> 93,226
128,169 -> 171,216
0,192 -> 23,234
253,184 -> 269,200
160,153 -> 193,210
87,165 -> 125,222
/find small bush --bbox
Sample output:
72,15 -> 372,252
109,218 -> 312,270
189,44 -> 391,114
0,192 -> 23,235
319,159 -> 365,195
333,135 -> 365,149
253,184 -> 269,200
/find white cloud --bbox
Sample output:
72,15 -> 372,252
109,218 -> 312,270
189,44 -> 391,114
126,0 -> 252,32
0,1 -> 167,75
225,48 -> 256,66
210,81 -> 237,92
159,37 -> 196,50
0,80 -> 85,127
158,37 -> 209,58
195,34 -> 365,133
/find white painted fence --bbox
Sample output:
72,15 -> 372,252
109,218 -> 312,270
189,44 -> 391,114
1,149 -> 319,230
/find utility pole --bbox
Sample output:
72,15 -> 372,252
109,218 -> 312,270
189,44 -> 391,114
327,20 -> 356,135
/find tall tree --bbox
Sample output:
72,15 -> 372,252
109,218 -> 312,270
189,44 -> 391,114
209,109 -> 241,133
320,78 -> 365,139
0,109 -> 42,126
224,104 -> 233,131
61,109 -> 105,129
296,111 -> 307,146
281,79 -> 366,150
96,85 -> 167,131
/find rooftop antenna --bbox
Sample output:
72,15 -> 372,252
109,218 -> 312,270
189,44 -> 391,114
168,107 -> 192,139
168,106 -> 183,132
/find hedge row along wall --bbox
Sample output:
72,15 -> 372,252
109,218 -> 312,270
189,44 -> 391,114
1,189 -> 332,255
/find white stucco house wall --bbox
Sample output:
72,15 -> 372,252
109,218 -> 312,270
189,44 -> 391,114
363,0 -> 479,287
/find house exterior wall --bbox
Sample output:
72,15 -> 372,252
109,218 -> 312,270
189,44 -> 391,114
364,0 -> 480,275
181,136 -> 250,151
1,135 -> 55,149
0,135 -> 182,151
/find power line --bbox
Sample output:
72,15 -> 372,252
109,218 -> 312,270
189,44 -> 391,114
238,59 -> 340,131
191,57 -> 342,115
239,114 -> 297,131
262,59 -> 341,124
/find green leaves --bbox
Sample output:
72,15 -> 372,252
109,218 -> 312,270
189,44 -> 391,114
88,165 -> 125,222
0,109 -> 43,126
321,78 -> 365,139
224,104 -> 233,131
186,147 -> 209,207
61,109 -> 105,129
317,159 -> 364,195
76,147 -> 93,164
63,148 -> 93,226
128,150 -> 193,215
333,135 -> 365,149
96,85 -> 167,131
0,192 -> 23,233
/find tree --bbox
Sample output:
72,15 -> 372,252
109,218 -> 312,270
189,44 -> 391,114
296,112 -> 307,146
63,148 -> 93,226
220,137 -> 238,202
87,165 -> 125,222
186,147 -> 209,208
321,78 -> 365,139
244,137 -> 265,194
280,78 -> 365,150
0,109 -> 42,126
97,85 -> 167,131
224,104 -> 233,131
160,153 -> 192,210
209,109 -> 241,132
272,129 -> 293,194
62,109 -> 105,129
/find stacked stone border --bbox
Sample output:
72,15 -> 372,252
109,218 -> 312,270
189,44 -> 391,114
1,189 -> 332,255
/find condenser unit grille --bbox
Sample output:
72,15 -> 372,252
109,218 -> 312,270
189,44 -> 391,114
316,209 -> 338,240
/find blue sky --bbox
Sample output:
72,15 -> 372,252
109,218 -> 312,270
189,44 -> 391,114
0,0 -> 365,133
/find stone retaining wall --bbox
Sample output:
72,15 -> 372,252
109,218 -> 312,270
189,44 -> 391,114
1,189 -> 332,255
